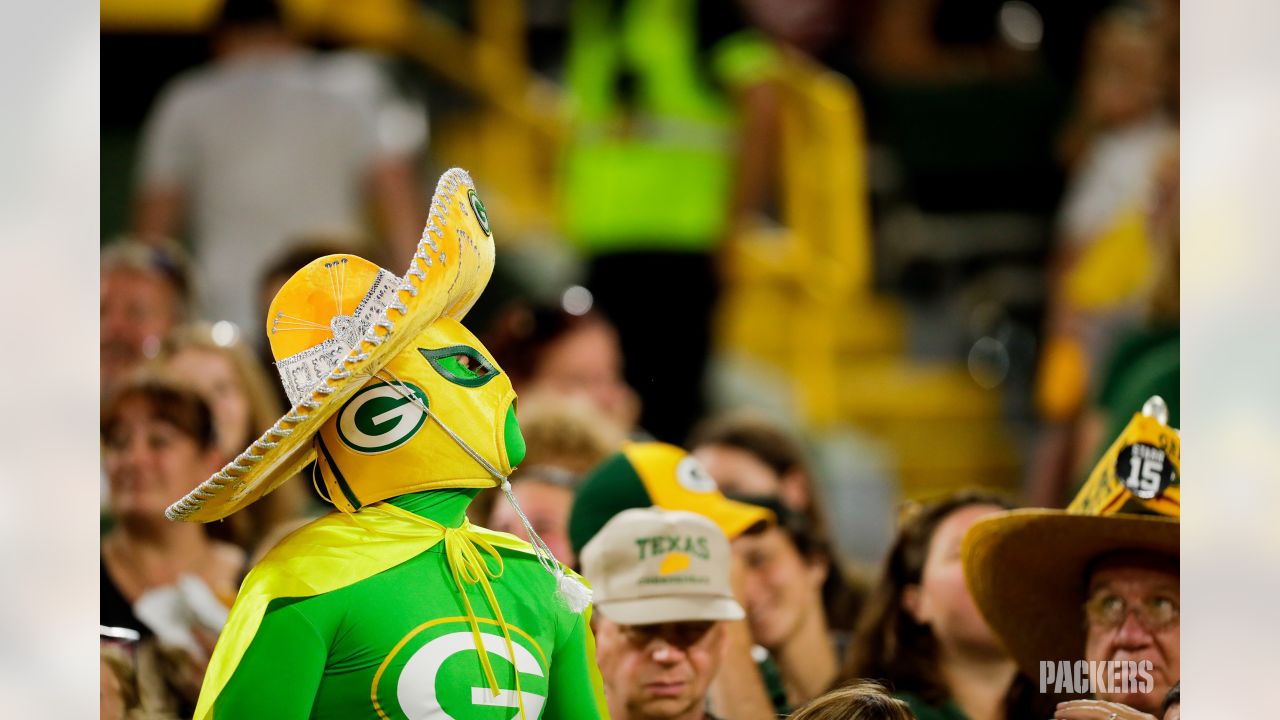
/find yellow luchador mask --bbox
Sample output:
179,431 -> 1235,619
314,317 -> 526,511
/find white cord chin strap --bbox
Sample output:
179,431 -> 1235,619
375,369 -> 592,613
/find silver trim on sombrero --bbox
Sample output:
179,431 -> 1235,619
272,266 -> 401,407
166,169 -> 476,521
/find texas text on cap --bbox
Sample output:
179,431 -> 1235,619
581,507 -> 745,625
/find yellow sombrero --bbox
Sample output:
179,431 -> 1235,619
167,168 -> 496,522
962,396 -> 1180,676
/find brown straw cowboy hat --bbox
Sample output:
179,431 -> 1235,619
962,396 -> 1180,676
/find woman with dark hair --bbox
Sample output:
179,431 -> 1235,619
689,410 -> 815,512
101,375 -> 245,634
731,496 -> 841,711
690,411 -> 861,631
840,491 -> 1050,720
101,374 -> 247,714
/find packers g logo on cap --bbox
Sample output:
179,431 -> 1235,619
675,456 -> 718,493
336,381 -> 430,454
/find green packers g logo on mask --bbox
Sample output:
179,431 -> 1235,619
337,382 -> 429,454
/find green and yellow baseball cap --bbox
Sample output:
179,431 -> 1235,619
569,442 -> 775,555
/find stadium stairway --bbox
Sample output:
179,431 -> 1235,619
714,53 -> 1021,503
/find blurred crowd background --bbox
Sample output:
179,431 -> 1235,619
99,0 -> 1179,717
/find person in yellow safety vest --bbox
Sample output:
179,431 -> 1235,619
561,0 -> 782,444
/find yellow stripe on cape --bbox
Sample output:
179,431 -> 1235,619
193,503 -> 564,720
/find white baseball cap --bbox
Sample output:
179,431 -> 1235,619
580,507 -> 745,625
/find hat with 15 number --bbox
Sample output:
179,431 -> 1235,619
581,507 -> 744,625
568,442 -> 775,555
962,396 -> 1180,677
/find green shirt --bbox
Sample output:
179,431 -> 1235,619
213,490 -> 605,719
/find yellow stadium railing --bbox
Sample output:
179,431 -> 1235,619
721,50 -> 876,427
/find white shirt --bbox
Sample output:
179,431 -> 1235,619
139,50 -> 385,336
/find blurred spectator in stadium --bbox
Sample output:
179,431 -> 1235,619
161,322 -> 311,554
1030,3 -> 1178,507
515,393 -> 628,473
560,0 -> 783,444
1046,4 -> 1175,333
484,301 -> 639,437
571,443 -> 777,719
730,496 -> 840,709
689,411 -> 813,517
101,374 -> 243,633
486,464 -> 580,568
132,0 -> 423,335
582,507 -> 747,720
841,492 -> 1048,720
101,375 -> 245,714
1054,146 -> 1179,505
163,323 -> 280,462
789,680 -> 918,720
1056,4 -> 1176,171
689,411 -> 862,637
1033,160 -> 1179,504
966,435 -> 1180,720
101,238 -> 191,399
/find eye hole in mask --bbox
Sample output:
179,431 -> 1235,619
418,345 -> 500,388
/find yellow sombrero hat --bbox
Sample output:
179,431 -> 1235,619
167,168 -> 496,522
962,396 -> 1180,676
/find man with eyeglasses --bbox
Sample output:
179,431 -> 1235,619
581,507 -> 746,720
963,397 -> 1180,718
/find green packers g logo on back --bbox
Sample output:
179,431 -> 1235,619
374,619 -> 548,720
337,382 -> 429,454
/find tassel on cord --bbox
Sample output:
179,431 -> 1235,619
498,478 -> 593,612
555,570 -> 592,614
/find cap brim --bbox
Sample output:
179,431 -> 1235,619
596,595 -> 745,625
963,509 -> 1179,677
698,498 -> 774,540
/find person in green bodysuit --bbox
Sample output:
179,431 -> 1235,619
216,489 -> 603,719
166,169 -> 607,719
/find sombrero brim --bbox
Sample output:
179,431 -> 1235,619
167,168 -> 495,523
962,509 -> 1179,677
